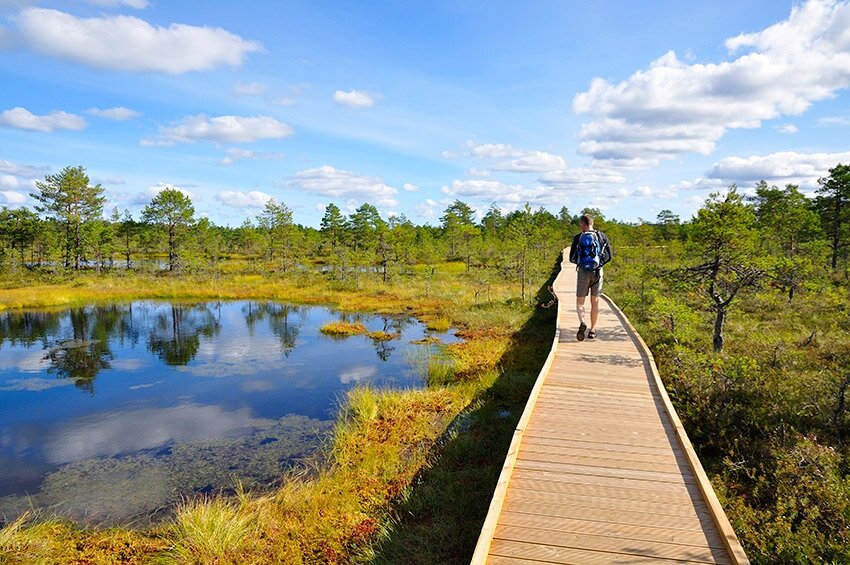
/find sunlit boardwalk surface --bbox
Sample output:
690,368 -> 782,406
472,255 -> 749,564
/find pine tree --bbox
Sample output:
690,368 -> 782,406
679,188 -> 763,351
141,188 -> 195,271
257,198 -> 294,263
815,163 -> 850,270
320,203 -> 347,251
30,165 -> 105,269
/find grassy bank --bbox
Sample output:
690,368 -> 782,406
0,261 -> 558,563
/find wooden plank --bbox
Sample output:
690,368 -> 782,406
530,413 -> 674,431
517,452 -> 687,477
536,387 -> 657,401
548,364 -> 647,377
519,441 -> 683,466
531,400 -> 664,418
521,428 -> 676,449
511,466 -> 699,494
505,488 -> 711,521
545,382 -> 655,397
507,475 -> 699,505
488,539 -> 730,565
498,510 -> 725,548
515,453 -> 698,484
521,442 -> 677,459
494,524 -> 732,563
536,392 -> 659,408
521,433 -> 680,456
501,499 -> 710,532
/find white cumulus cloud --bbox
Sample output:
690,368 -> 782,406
0,106 -> 86,132
138,183 -> 195,204
441,179 -> 539,204
706,150 -> 850,189
333,89 -> 375,109
142,114 -> 293,146
469,143 -> 526,159
0,175 -> 20,189
85,106 -> 139,120
215,190 -> 273,208
492,151 -> 567,173
14,8 -> 263,74
0,190 -> 27,204
219,147 -> 284,166
0,160 -> 49,178
817,116 -> 850,126
573,0 -> 850,169
538,168 -> 627,189
452,143 -> 568,173
284,165 -> 398,207
234,81 -> 267,96
86,0 -> 149,7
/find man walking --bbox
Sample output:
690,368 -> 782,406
568,213 -> 612,341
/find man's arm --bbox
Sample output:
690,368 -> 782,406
568,234 -> 579,264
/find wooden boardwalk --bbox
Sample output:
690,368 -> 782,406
472,256 -> 749,564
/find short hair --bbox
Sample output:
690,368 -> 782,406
579,213 -> 594,227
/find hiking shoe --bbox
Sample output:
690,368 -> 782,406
587,330 -> 597,340
577,322 -> 586,341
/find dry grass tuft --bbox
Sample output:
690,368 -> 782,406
320,321 -> 368,336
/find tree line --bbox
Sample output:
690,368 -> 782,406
3,164 -> 849,295
1,165 -> 587,301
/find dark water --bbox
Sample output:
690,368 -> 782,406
0,301 -> 457,526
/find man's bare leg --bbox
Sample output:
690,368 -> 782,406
576,295 -> 587,340
589,294 -> 599,331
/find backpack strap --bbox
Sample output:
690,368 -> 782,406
596,230 -> 611,267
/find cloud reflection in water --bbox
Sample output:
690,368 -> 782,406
42,404 -> 262,464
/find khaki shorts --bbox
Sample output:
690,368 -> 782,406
576,268 -> 603,297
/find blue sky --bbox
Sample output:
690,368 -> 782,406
1,0 -> 849,227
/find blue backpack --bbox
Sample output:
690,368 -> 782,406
578,231 -> 601,271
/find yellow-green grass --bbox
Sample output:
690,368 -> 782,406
0,265 -> 541,563
320,321 -> 368,336
0,270 -> 468,317
157,495 -> 258,564
367,330 -> 398,341
424,317 -> 452,332
0,511 -> 167,564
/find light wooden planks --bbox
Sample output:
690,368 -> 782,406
471,254 -> 749,564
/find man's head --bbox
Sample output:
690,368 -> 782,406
579,213 -> 594,231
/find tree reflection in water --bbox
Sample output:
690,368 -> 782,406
371,315 -> 414,361
0,309 -> 61,348
147,303 -> 221,366
243,302 -> 303,356
44,306 -> 131,393
0,299 -> 458,524
0,301 -> 434,399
